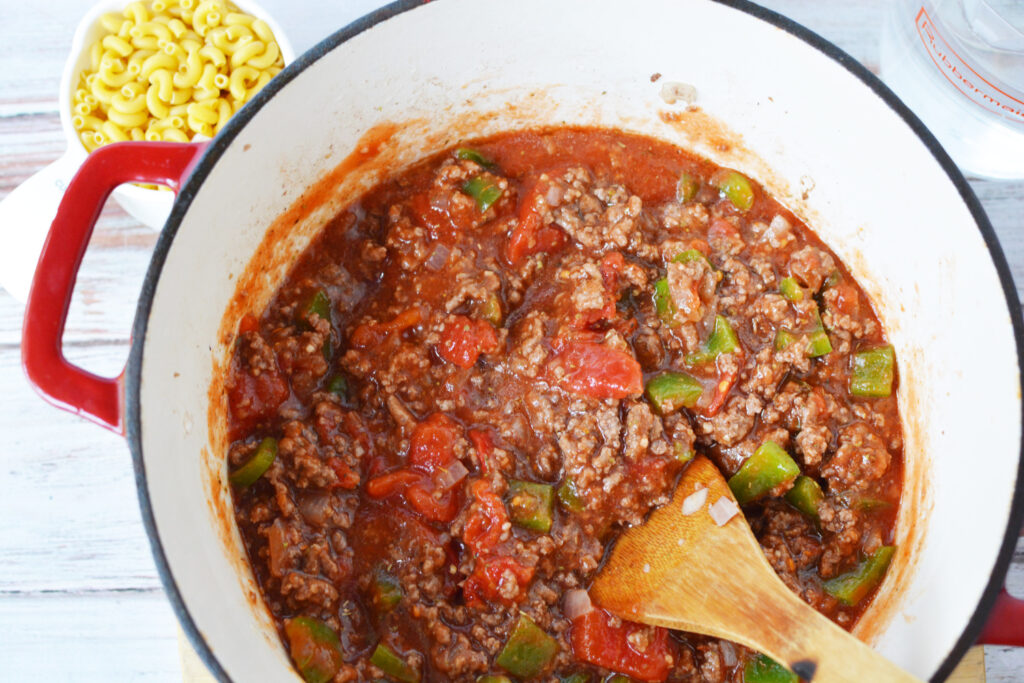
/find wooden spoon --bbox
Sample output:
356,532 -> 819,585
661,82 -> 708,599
589,456 -> 921,682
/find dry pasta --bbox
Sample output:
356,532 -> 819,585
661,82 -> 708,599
72,0 -> 284,150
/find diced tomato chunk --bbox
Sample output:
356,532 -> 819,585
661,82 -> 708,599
437,316 -> 500,368
328,458 -> 360,490
462,555 -> 534,607
405,481 -> 461,523
408,413 -> 460,472
409,191 -> 453,240
366,469 -> 422,498
600,251 -> 625,286
460,479 -> 533,607
350,308 -> 423,349
409,187 -> 481,240
463,480 -> 508,556
830,282 -> 860,317
701,366 -> 739,418
687,238 -> 711,257
227,362 -> 288,438
239,313 -> 260,334
547,341 -> 643,400
507,179 -> 567,265
570,608 -> 674,682
468,429 -> 495,475
365,413 -> 465,523
365,469 -> 461,523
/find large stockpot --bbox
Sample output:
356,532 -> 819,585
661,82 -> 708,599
21,0 -> 1024,680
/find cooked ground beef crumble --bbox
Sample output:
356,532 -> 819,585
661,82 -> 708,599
225,128 -> 901,683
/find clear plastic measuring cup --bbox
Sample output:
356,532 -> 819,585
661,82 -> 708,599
880,0 -> 1024,179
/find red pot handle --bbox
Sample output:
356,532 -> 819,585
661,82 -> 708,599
979,589 -> 1024,646
21,141 -> 206,435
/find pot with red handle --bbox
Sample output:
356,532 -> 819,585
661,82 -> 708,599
21,0 -> 1024,680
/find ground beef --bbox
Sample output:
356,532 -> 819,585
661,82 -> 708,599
225,128 -> 902,683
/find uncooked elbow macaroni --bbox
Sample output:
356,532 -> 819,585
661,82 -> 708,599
72,0 -> 284,152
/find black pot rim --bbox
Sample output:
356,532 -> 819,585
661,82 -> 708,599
124,1 -> 1024,681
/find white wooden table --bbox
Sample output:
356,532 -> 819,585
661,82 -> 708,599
1,0 -> 1021,680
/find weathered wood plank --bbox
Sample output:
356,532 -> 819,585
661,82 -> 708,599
0,342 -> 164,591
759,0 -> 886,71
0,589 -> 180,680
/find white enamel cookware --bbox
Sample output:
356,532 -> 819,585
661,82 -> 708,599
21,0 -> 1024,680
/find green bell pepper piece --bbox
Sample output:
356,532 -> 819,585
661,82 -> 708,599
858,496 -> 894,511
456,147 -> 493,167
778,277 -> 804,303
795,304 -> 830,358
370,643 -> 420,683
674,442 -> 695,463
557,478 -> 585,513
685,315 -> 740,366
743,654 -> 797,683
823,269 -> 842,290
284,616 -> 343,683
463,175 -> 503,212
850,345 -> 895,398
716,170 -> 754,211
676,172 -> 699,203
480,293 -> 503,325
774,328 -> 796,352
496,613 -> 558,679
369,569 -> 402,612
326,374 -> 349,399
728,440 -> 800,505
477,677 -> 513,683
302,289 -> 332,326
645,371 -> 703,414
823,546 -> 896,606
653,277 -> 676,325
605,677 -> 634,683
560,673 -> 591,683
672,249 -> 711,267
229,437 -> 277,489
507,480 -> 555,533
785,475 -> 824,521
806,329 -> 832,358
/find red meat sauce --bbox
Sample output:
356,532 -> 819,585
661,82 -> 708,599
224,128 -> 903,682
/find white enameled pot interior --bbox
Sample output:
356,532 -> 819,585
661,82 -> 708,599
134,0 -> 1021,679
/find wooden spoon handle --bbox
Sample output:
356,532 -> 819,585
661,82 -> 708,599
749,582 -> 922,683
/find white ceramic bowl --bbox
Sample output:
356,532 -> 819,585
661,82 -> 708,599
21,0 -> 1024,681
60,0 -> 297,227
0,0 -> 294,302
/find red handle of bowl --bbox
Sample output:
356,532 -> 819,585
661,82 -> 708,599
979,589 -> 1024,646
21,141 -> 206,435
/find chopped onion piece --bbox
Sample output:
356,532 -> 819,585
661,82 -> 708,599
720,641 -> 737,667
545,183 -> 563,206
563,589 -> 594,619
681,486 -> 708,515
433,460 -> 468,490
660,81 -> 697,105
709,496 -> 740,526
424,244 -> 450,271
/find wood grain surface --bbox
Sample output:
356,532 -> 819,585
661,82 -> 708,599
0,0 -> 1021,680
